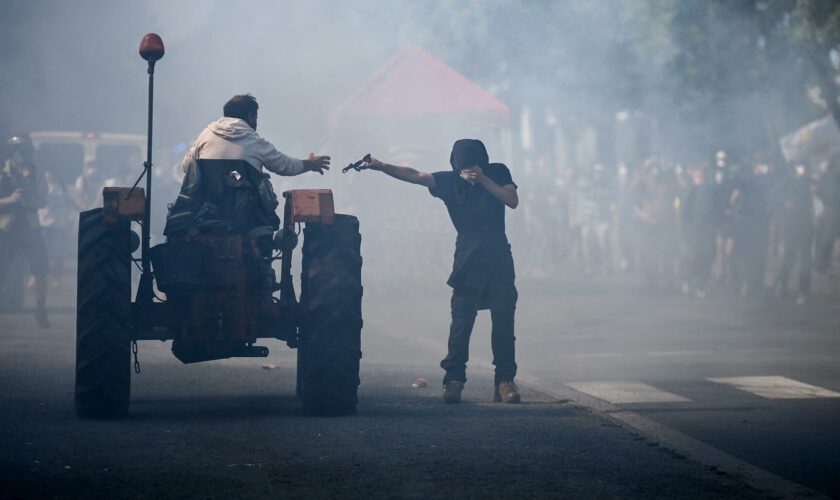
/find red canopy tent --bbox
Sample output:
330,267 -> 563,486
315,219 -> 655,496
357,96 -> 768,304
328,43 -> 510,131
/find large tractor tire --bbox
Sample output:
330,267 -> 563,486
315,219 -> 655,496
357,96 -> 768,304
74,208 -> 132,418
298,214 -> 363,416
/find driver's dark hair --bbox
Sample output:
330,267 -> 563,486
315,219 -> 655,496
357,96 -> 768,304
223,94 -> 258,121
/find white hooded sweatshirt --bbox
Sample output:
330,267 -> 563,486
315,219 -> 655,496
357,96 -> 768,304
180,117 -> 305,176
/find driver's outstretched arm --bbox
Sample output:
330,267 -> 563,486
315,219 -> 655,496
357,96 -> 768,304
364,157 -> 436,188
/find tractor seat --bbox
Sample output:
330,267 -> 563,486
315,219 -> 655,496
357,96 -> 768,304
164,159 -> 280,237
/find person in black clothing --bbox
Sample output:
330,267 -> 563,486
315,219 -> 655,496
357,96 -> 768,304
815,159 -> 840,273
360,139 -> 521,404
732,164 -> 772,297
773,164 -> 814,303
682,166 -> 718,298
0,134 -> 50,327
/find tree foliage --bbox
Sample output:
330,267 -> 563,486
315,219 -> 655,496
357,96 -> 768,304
670,0 -> 840,138
393,0 -> 839,159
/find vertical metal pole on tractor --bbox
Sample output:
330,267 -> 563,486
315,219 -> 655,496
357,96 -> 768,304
136,33 -> 165,305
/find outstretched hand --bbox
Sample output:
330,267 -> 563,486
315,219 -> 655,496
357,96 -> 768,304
303,153 -> 331,175
360,154 -> 384,171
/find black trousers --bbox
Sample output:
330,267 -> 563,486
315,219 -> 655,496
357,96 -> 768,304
0,225 -> 49,281
776,230 -> 813,296
440,274 -> 518,385
686,228 -> 716,291
736,221 -> 770,294
0,225 -> 49,310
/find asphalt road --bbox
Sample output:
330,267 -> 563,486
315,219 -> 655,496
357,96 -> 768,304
1,273 -> 838,499
364,274 -> 840,498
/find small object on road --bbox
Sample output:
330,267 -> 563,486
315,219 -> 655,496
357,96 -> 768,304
261,364 -> 277,370
412,378 -> 428,388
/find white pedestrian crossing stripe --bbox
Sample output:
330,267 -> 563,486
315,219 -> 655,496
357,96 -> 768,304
566,381 -> 691,404
708,376 -> 840,399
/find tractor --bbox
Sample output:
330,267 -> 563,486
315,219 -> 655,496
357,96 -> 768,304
74,33 -> 362,418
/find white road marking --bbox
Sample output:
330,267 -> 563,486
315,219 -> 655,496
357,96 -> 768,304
708,375 -> 840,399
566,381 -> 690,404
734,348 -> 788,354
556,352 -> 623,359
517,374 -> 825,499
373,325 -> 826,499
647,350 -> 713,357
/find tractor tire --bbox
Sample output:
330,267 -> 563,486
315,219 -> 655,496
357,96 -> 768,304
74,208 -> 132,418
298,214 -> 363,416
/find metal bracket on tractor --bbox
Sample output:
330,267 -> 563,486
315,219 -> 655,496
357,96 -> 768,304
103,187 -> 145,226
284,189 -> 335,225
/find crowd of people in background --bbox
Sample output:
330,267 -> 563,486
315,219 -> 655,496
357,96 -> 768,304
4,129 -> 840,307
513,151 -> 840,303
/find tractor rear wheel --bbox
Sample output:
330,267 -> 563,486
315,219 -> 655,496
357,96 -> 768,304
74,208 -> 133,418
298,214 -> 362,416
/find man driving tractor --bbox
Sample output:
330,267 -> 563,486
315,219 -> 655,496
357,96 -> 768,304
180,94 -> 330,177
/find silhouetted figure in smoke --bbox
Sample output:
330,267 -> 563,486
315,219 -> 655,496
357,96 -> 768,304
682,166 -> 717,298
0,134 -> 50,327
712,156 -> 739,290
360,139 -> 521,405
38,169 -> 73,285
571,164 -> 612,275
814,158 -> 840,274
70,160 -> 108,211
633,160 -> 675,291
614,163 -> 637,272
732,163 -> 772,297
773,164 -> 814,304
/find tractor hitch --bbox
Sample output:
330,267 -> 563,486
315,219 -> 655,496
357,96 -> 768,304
172,342 -> 270,364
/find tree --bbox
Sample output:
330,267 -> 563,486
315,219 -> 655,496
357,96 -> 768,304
780,0 -> 840,128
668,0 -> 840,158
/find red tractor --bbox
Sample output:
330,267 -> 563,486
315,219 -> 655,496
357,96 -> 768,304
74,34 -> 362,418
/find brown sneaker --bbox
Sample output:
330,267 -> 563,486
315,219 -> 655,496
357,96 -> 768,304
494,380 -> 521,404
443,380 -> 464,404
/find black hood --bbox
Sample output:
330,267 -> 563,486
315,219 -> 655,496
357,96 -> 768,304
449,139 -> 489,171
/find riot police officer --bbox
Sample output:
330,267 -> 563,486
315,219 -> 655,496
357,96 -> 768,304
0,133 -> 50,327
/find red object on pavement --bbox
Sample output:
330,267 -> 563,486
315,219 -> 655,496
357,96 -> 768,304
412,378 -> 429,388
